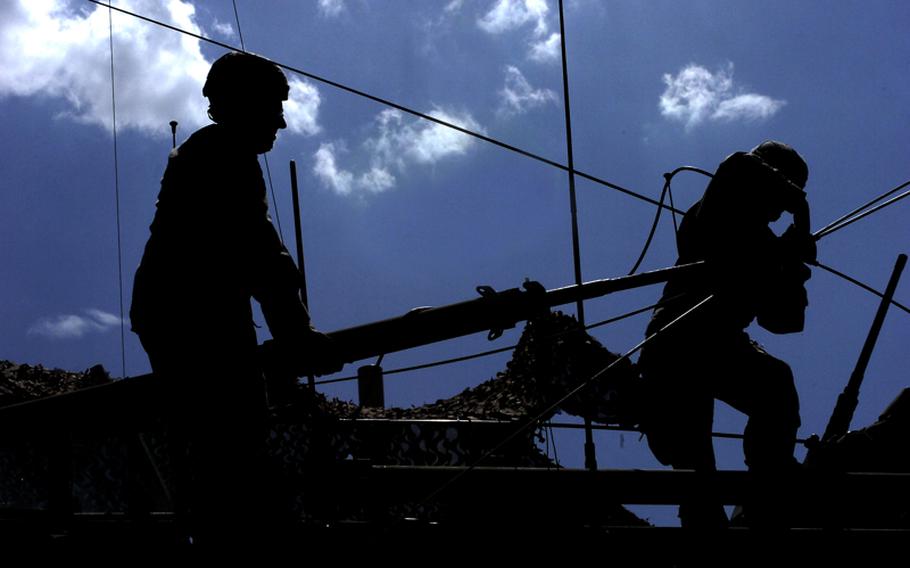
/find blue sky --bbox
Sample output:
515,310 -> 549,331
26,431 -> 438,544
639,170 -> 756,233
1,1 -> 908,525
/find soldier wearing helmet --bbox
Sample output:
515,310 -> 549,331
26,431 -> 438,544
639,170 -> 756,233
637,141 -> 813,528
131,52 -> 341,543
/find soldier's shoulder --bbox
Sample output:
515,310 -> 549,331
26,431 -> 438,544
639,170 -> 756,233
170,124 -> 226,161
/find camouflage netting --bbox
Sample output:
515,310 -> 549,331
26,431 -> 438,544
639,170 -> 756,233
329,310 -> 640,425
0,312 -> 645,526
0,361 -> 112,407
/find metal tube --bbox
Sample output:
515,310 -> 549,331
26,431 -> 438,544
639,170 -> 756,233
289,160 -> 309,308
289,160 -> 316,392
820,254 -> 907,443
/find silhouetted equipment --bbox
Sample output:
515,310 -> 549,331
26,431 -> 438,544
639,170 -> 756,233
357,364 -> 384,408
808,254 -> 907,457
289,159 -> 316,392
169,120 -> 178,149
289,160 -> 308,309
319,261 -> 705,367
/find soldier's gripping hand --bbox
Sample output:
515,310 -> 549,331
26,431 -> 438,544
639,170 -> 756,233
260,331 -> 345,379
300,329 -> 345,377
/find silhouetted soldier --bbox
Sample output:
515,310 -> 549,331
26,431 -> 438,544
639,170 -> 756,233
130,52 -> 340,543
638,141 -> 813,528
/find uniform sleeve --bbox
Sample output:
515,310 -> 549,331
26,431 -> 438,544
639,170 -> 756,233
234,173 -> 315,343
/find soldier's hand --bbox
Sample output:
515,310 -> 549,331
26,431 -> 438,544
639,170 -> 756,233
781,222 -> 816,264
302,330 -> 345,376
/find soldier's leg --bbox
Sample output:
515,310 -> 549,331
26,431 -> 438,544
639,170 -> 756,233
713,339 -> 800,471
639,343 -> 726,527
713,338 -> 801,528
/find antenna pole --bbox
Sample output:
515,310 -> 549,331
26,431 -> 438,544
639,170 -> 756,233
290,160 -> 315,392
558,0 -> 597,472
821,253 -> 907,443
169,120 -> 178,149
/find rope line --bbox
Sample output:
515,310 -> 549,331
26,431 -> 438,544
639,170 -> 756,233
84,0 -> 682,216
231,0 -> 246,50
812,260 -> 910,316
107,2 -> 126,378
814,186 -> 910,240
229,1 -> 286,245
413,295 -> 713,509
813,179 -> 910,239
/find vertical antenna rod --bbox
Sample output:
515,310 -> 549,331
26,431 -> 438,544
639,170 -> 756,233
289,160 -> 309,309
558,0 -> 596,471
290,160 -> 315,392
169,120 -> 178,149
820,253 -> 907,443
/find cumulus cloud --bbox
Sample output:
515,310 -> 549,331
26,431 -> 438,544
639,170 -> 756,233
497,65 -> 557,116
313,108 -> 483,196
477,0 -> 559,63
283,77 -> 321,136
28,309 -> 122,340
659,63 -> 785,129
528,32 -> 560,63
318,0 -> 345,17
211,20 -> 235,39
0,0 -> 320,138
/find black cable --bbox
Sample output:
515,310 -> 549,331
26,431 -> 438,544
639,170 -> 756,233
107,2 -> 126,378
231,0 -> 246,50
812,260 -> 910,316
412,295 -> 714,509
814,187 -> 910,240
667,179 -> 679,235
84,1 -> 683,216
627,178 -> 669,275
229,1 -> 285,245
627,166 -> 713,276
814,179 -> 910,239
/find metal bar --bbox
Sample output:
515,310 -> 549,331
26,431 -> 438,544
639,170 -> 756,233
369,465 -> 910,507
327,262 -> 704,364
289,160 -> 309,310
557,0 -> 595,471
289,160 -> 316,392
820,254 -> 907,443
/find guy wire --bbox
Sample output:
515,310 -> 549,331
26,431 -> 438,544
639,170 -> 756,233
107,2 -> 126,378
84,0 -> 682,216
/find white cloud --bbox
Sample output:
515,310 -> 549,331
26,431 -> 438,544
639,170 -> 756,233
211,20 -> 235,39
283,77 -> 321,136
478,0 -> 549,35
0,0 -> 320,138
529,32 -> 560,63
318,0 -> 345,17
445,0 -> 465,14
712,93 -> 785,122
659,63 -> 785,129
28,309 -> 122,339
478,0 -> 558,63
313,142 -> 356,195
313,108 -> 484,196
497,65 -> 557,116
